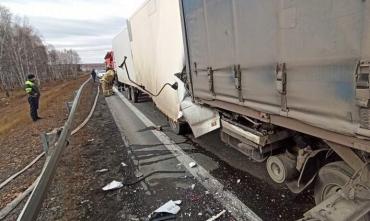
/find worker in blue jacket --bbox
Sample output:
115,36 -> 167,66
24,74 -> 41,122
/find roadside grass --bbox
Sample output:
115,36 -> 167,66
0,76 -> 88,136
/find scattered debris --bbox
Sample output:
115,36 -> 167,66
237,179 -> 241,184
205,191 -> 210,195
154,200 -> 181,214
88,138 -> 94,142
206,206 -> 214,215
121,162 -> 127,167
206,210 -> 226,221
198,212 -> 202,216
102,180 -> 123,191
148,200 -> 181,221
281,194 -> 285,198
173,200 -> 182,205
191,184 -> 196,190
80,200 -> 90,204
96,168 -> 108,173
135,171 -> 143,178
189,162 -> 197,168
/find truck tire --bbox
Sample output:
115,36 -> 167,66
131,87 -> 139,103
314,161 -> 354,205
169,119 -> 186,135
314,161 -> 370,221
126,86 -> 132,100
314,161 -> 370,220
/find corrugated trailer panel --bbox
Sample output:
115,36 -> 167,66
182,0 -> 370,143
129,0 -> 184,121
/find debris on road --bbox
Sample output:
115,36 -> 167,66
206,210 -> 226,221
121,162 -> 127,167
148,200 -> 181,221
135,171 -> 143,178
173,200 -> 182,205
154,200 -> 181,214
102,180 -> 123,191
237,179 -> 241,184
88,139 -> 94,142
189,162 -> 197,168
191,184 -> 195,190
96,168 -> 108,173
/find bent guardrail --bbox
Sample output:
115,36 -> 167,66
17,77 -> 92,221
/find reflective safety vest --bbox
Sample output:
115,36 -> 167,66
24,80 -> 40,96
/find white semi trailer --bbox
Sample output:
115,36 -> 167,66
112,0 -> 220,138
113,0 -> 370,220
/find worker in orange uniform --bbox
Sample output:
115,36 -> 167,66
101,66 -> 116,97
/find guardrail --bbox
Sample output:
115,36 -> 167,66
17,77 -> 92,221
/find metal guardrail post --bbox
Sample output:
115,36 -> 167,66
17,77 -> 91,221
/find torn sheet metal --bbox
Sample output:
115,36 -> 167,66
175,77 -> 220,138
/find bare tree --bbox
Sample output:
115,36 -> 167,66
0,4 -> 82,95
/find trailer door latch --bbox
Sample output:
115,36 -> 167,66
276,63 -> 288,112
233,64 -> 243,102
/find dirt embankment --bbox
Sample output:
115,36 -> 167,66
0,75 -> 95,213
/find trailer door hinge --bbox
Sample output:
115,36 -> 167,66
276,63 -> 288,112
233,64 -> 243,102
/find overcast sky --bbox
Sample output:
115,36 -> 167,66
1,0 -> 145,63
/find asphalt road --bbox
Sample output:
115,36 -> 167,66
105,89 -> 315,221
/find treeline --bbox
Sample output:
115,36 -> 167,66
0,5 -> 81,94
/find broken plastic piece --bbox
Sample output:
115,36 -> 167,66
173,200 -> 182,205
96,169 -> 108,173
189,162 -> 197,168
154,200 -> 181,214
206,210 -> 226,221
135,171 -> 143,178
102,180 -> 123,191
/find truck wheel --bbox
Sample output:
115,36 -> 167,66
266,154 -> 298,184
131,87 -> 139,103
126,86 -> 132,100
314,161 -> 354,205
314,161 -> 370,220
169,119 -> 186,135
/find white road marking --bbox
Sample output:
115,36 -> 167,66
112,88 -> 262,221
